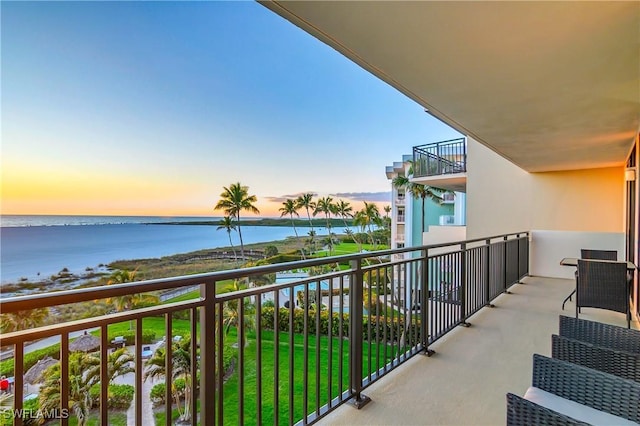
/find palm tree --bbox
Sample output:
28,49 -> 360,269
107,269 -> 159,329
357,202 -> 381,247
392,175 -> 444,233
0,307 -> 49,332
296,193 -> 316,231
39,352 -> 100,426
144,337 -> 194,423
280,199 -> 305,260
86,347 -> 134,383
314,196 -> 336,255
214,182 -> 260,261
222,280 -> 256,348
335,199 -> 361,248
216,216 -> 237,260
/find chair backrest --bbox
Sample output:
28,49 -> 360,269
580,249 -> 617,261
576,259 -> 628,315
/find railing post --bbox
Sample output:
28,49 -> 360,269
421,249 -> 434,356
486,239 -> 494,308
459,243 -> 471,327
349,258 -> 371,408
200,281 -> 217,425
503,236 -> 512,294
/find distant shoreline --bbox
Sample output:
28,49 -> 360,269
146,218 -> 355,227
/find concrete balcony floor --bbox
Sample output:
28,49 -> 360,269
318,276 -> 639,425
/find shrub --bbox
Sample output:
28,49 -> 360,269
256,254 -> 303,265
107,330 -> 156,346
264,245 -> 279,257
108,384 -> 135,409
89,383 -> 134,409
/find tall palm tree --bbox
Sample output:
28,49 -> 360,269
214,182 -> 260,261
216,216 -> 237,260
280,199 -> 305,260
392,175 -> 444,233
314,196 -> 336,255
279,199 -> 300,239
296,193 -> 316,232
360,201 -> 381,247
335,199 -> 361,247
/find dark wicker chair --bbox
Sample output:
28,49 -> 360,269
558,315 -> 640,353
576,259 -> 630,328
551,334 -> 640,382
562,249 -> 618,310
506,393 -> 589,426
506,354 -> 640,425
580,249 -> 617,261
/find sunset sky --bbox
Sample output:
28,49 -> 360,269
1,1 -> 461,218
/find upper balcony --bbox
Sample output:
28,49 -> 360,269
412,138 -> 467,192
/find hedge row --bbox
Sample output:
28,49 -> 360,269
259,307 -> 422,343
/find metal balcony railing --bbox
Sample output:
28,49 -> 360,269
413,138 -> 467,178
0,232 -> 529,425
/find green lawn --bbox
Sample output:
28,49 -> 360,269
106,317 -> 194,338
155,328 -> 393,426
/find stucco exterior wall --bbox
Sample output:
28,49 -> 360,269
466,137 -> 532,239
466,137 -> 626,278
529,167 -> 624,232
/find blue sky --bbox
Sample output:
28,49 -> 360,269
1,1 -> 461,217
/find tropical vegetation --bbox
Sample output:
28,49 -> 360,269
214,182 -> 260,261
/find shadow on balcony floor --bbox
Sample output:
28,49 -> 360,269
318,276 -> 637,426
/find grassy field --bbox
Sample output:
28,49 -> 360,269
154,328 -> 392,425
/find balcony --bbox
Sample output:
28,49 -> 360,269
441,192 -> 455,204
318,275 -> 635,425
412,138 -> 467,192
0,232 -> 534,425
397,215 -> 406,224
396,197 -> 406,205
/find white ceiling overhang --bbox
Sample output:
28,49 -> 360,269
259,1 -> 640,172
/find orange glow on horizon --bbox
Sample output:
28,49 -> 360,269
3,164 -> 389,218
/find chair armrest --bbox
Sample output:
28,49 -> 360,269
532,354 -> 640,422
559,315 -> 640,353
552,334 -> 640,383
506,393 -> 588,426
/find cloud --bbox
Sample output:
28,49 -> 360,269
330,192 -> 391,202
264,192 -> 317,203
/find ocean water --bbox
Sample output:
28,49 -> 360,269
0,215 -> 341,284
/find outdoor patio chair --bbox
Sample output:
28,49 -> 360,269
558,315 -> 640,353
551,334 -> 640,383
562,249 -> 617,310
506,354 -> 640,425
576,259 -> 630,328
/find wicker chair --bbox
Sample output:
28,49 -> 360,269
562,249 -> 617,310
580,249 -> 617,261
558,315 -> 640,353
576,259 -> 630,328
506,354 -> 640,425
551,334 -> 640,382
